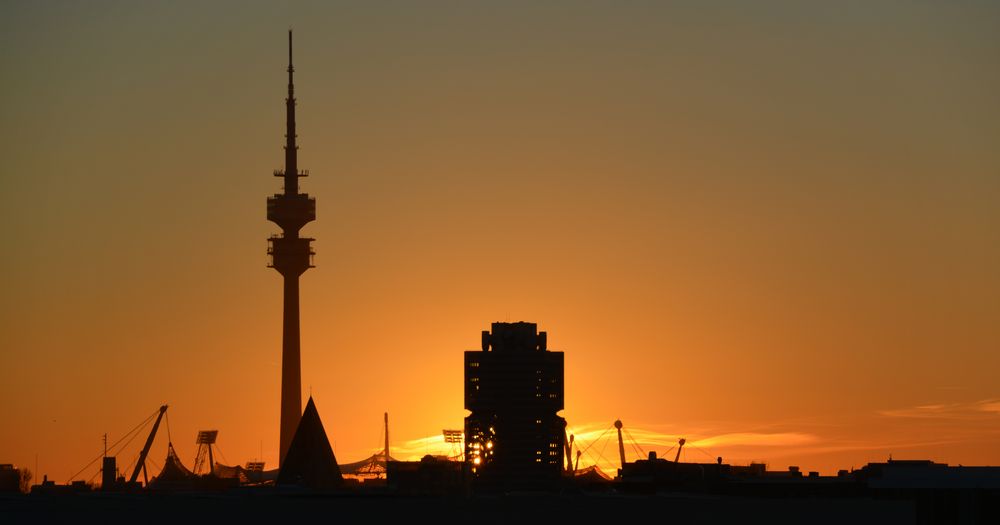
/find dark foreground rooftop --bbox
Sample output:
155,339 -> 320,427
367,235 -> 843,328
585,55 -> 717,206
0,491 -> 920,525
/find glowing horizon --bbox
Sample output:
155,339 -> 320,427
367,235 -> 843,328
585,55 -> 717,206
1,1 -> 998,484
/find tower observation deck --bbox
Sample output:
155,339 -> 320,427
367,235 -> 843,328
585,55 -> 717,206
267,30 -> 315,466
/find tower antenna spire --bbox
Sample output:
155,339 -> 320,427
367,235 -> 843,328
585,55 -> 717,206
284,29 -> 298,195
288,29 -> 294,91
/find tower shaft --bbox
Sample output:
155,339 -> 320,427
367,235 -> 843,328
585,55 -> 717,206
280,275 -> 302,465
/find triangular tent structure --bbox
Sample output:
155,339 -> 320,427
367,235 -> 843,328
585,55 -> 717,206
276,396 -> 343,489
211,462 -> 278,484
147,443 -> 243,491
339,451 -> 399,478
574,465 -> 612,481
147,443 -> 197,489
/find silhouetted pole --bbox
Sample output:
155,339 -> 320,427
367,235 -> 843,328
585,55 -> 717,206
564,432 -> 574,473
384,412 -> 390,464
267,30 -> 315,466
614,419 -> 628,471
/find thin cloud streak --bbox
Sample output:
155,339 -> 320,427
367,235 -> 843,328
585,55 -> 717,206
978,401 -> 1000,415
391,434 -> 458,460
567,422 -> 819,450
878,399 -> 1000,420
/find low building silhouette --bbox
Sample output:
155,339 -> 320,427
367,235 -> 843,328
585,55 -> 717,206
0,464 -> 20,492
387,456 -> 465,495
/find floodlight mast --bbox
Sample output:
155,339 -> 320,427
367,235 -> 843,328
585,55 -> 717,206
193,430 -> 219,475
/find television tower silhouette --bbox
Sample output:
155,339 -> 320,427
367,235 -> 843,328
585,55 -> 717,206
266,30 -> 315,466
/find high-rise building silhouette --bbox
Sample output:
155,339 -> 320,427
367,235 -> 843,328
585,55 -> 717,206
464,322 -> 566,490
267,30 -> 315,466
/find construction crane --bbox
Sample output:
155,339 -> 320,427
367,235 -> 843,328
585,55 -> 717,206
128,405 -> 168,485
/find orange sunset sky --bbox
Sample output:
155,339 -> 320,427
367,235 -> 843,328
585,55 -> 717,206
1,1 -> 998,481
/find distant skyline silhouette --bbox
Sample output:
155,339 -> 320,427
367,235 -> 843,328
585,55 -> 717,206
1,1 -> 998,483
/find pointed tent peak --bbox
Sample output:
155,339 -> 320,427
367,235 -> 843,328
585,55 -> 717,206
148,442 -> 196,489
300,396 -> 321,428
277,396 -> 342,489
339,450 -> 401,476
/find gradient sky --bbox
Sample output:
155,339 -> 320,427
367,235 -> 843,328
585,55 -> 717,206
1,1 -> 998,481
